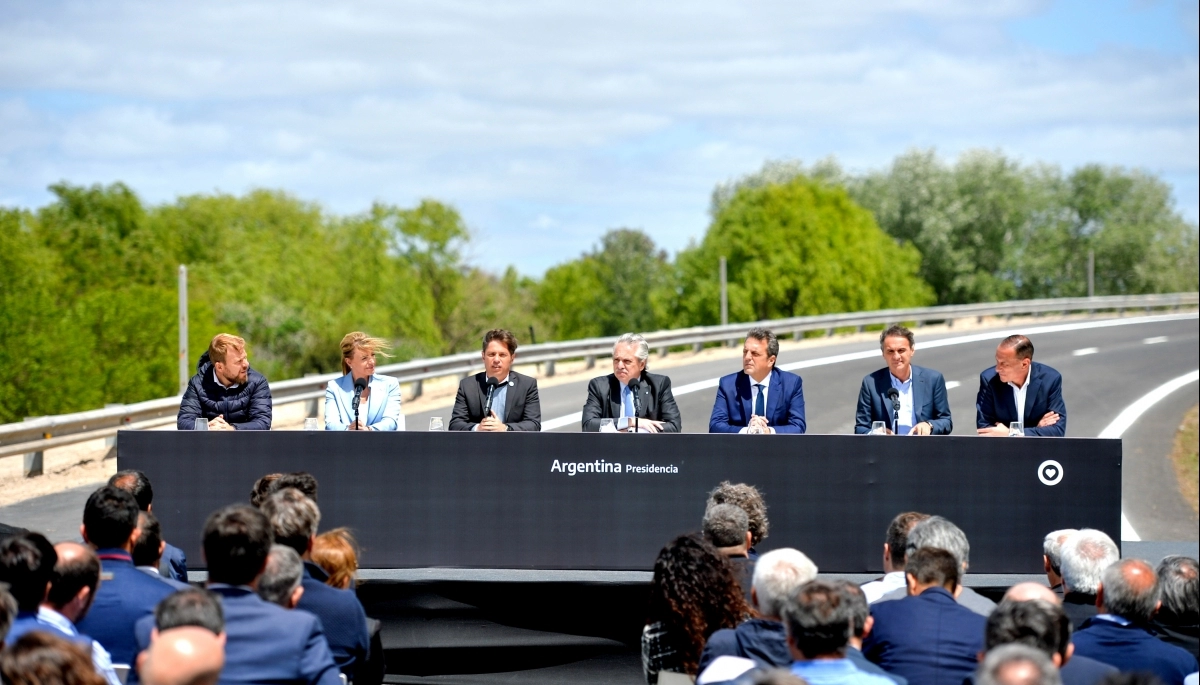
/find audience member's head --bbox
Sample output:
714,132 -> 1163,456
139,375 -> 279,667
133,511 -> 167,568
1003,582 -> 1061,605
47,542 -> 101,623
267,472 -> 319,502
257,545 -> 305,609
0,630 -> 107,685
884,511 -> 930,572
137,626 -> 225,685
646,533 -> 749,676
1042,529 -> 1076,586
312,528 -> 359,590
831,580 -> 874,647
985,599 -> 1072,666
906,515 -> 971,573
703,503 -> 751,556
905,547 -> 961,595
1059,529 -> 1118,596
750,548 -> 818,619
977,643 -> 1062,685
1097,559 -> 1160,623
250,473 -> 282,508
0,583 -> 16,643
0,532 -> 57,612
1154,555 -> 1198,622
155,589 -> 225,636
260,488 -> 320,557
707,481 -> 769,548
202,505 -> 273,587
781,580 -> 851,660
82,485 -> 140,551
109,470 -> 155,511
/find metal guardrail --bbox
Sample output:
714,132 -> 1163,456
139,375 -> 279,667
1,292 -> 1195,462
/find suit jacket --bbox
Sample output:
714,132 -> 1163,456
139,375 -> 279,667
976,361 -> 1067,437
1062,592 -> 1099,630
160,542 -> 187,583
864,587 -> 986,685
132,584 -> 341,685
449,371 -> 541,431
580,372 -> 681,432
325,373 -> 403,431
75,549 -> 176,666
855,365 -> 953,434
297,562 -> 370,676
1072,617 -> 1199,685
876,584 -> 996,617
709,367 -> 806,434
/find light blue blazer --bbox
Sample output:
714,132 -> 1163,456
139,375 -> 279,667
324,373 -> 404,431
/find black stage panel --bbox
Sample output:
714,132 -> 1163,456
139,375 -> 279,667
118,432 -> 1120,574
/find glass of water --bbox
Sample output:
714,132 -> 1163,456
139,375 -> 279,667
1008,421 -> 1025,437
429,417 -> 445,432
304,418 -> 319,431
870,421 -> 887,435
600,418 -> 614,432
193,418 -> 209,431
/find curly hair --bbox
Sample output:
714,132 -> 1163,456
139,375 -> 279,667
646,533 -> 750,675
707,481 -> 769,547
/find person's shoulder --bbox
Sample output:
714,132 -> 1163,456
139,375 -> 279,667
301,576 -> 362,609
247,367 -> 269,386
1032,361 -> 1062,382
913,365 -> 945,382
644,370 -> 671,386
980,366 -> 999,382
718,369 -> 745,386
373,374 -> 400,390
509,370 -> 537,388
326,375 -> 349,392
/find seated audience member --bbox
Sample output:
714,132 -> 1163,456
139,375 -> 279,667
1153,556 -> 1198,659
75,486 -> 175,667
250,473 -> 283,508
1,584 -> 15,642
267,471 -> 320,502
1043,529 -> 1077,599
0,630 -> 108,685
832,581 -> 907,685
1072,559 -> 1198,684
132,513 -> 190,591
875,515 -> 996,616
704,503 -> 755,597
864,547 -> 987,685
154,587 -> 226,635
109,470 -> 187,583
1058,529 -> 1120,629
643,534 -> 749,684
257,545 -> 305,609
983,593 -> 1115,685
137,626 -> 224,685
44,542 -> 124,685
262,488 -> 369,677
783,580 -> 895,685
0,533 -> 57,641
177,333 -> 272,431
699,548 -> 819,674
707,481 -> 770,559
861,512 -> 930,603
977,643 -> 1062,685
311,528 -> 359,590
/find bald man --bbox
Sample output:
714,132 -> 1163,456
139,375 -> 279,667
1003,583 -> 1060,605
985,586 -> 1116,685
137,626 -> 225,685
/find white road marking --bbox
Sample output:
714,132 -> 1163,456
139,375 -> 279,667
1072,347 -> 1099,356
1097,369 -> 1200,542
1144,336 -> 1168,345
945,381 -> 962,390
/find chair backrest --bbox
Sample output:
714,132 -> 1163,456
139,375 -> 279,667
113,665 -> 131,684
659,672 -> 695,685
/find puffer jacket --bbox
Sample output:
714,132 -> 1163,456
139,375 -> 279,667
176,351 -> 273,430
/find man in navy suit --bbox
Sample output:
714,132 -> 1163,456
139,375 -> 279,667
109,470 -> 188,583
710,327 -> 806,434
976,335 -> 1066,436
75,486 -> 176,667
864,547 -> 986,685
855,325 -> 952,435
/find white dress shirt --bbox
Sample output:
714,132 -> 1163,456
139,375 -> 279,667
1008,372 -> 1030,425
889,371 -> 915,434
738,371 -> 772,434
860,571 -> 907,603
37,607 -> 122,685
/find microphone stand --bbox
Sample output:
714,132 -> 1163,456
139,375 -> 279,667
891,402 -> 900,436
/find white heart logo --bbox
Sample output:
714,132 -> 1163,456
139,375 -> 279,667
1038,460 -> 1064,486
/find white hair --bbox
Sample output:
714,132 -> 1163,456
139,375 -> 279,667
1042,529 -> 1077,574
1059,529 -> 1119,594
751,548 -> 818,618
906,516 -> 970,570
977,643 -> 1061,685
613,333 -> 650,363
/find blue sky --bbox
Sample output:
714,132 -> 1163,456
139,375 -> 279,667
1,0 -> 1196,275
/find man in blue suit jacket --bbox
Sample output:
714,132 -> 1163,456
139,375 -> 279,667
855,325 -> 952,435
710,328 -> 806,434
109,470 -> 188,583
977,335 -> 1066,436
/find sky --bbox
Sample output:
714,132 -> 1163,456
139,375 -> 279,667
1,0 -> 1197,275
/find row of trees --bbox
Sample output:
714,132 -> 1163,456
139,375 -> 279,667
1,149 -> 1196,421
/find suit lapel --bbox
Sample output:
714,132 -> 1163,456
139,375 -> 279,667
502,374 -> 517,423
1023,364 -> 1041,422
765,368 -> 782,421
639,376 -> 652,418
996,372 -> 1018,421
911,366 -> 925,422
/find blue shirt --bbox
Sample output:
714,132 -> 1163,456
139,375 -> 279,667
889,372 -> 914,434
791,658 -> 898,685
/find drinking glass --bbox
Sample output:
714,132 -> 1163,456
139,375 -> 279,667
599,418 -> 615,432
193,418 -> 209,431
870,421 -> 887,435
303,418 -> 319,431
1008,421 -> 1025,437
429,417 -> 445,432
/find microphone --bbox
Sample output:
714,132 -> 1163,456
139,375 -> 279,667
628,378 -> 642,433
885,387 -> 900,434
352,376 -> 368,430
482,376 -> 500,418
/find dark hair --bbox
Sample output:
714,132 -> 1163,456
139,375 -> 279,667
702,504 -> 749,548
132,512 -> 165,567
0,533 -> 57,612
879,325 -> 915,349
47,547 -> 100,611
986,599 -> 1071,659
156,588 -> 224,635
83,486 -> 139,549
1,583 -> 16,641
831,579 -> 870,638
745,327 -> 779,358
261,488 -> 320,556
0,631 -> 106,685
203,505 -> 273,586
482,329 -> 518,355
1156,555 -> 1198,619
781,580 -> 850,659
267,472 -> 319,502
108,470 -> 154,511
707,481 -> 770,547
906,547 -> 960,591
886,511 -> 929,568
250,473 -> 283,508
646,534 -> 749,676
1000,335 -> 1034,360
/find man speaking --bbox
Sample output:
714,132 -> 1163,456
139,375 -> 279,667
581,333 -> 681,432
855,325 -> 952,435
450,329 -> 541,431
977,334 -> 1066,437
709,328 -> 806,434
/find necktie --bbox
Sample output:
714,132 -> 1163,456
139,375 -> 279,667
754,384 -> 764,416
623,387 -> 634,417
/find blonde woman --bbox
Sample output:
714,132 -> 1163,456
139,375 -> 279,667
324,332 -> 403,431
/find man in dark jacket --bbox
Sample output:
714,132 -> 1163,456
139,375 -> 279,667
582,333 -> 681,432
177,333 -> 272,431
1153,555 -> 1199,659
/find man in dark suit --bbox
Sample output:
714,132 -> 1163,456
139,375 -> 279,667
1153,555 -> 1199,659
864,548 -> 986,685
109,470 -> 187,583
977,335 -> 1066,436
450,328 -> 541,431
132,512 -> 192,591
581,332 -> 681,432
855,325 -> 952,435
981,587 -> 1116,685
710,328 -> 806,434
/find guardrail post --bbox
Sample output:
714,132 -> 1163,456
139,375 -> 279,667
692,342 -> 703,353
102,404 -> 121,460
585,355 -> 596,369
412,379 -> 424,399
22,418 -> 44,477
545,360 -> 556,377
825,327 -> 834,337
658,346 -> 668,358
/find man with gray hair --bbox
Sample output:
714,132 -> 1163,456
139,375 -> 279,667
582,332 -> 681,432
1152,556 -> 1198,658
703,503 -> 754,597
257,545 -> 305,609
875,515 -> 996,616
977,644 -> 1062,685
1058,529 -> 1119,629
710,328 -> 806,434
1042,529 -> 1077,599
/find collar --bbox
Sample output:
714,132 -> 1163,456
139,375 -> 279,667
1094,613 -> 1133,627
96,549 -> 133,563
1007,366 -> 1032,391
303,561 -> 330,583
36,606 -> 76,634
206,583 -> 255,596
917,586 -> 957,602
213,367 -> 241,390
890,368 -> 914,386
792,658 -> 855,673
748,368 -> 773,389
137,565 -> 162,576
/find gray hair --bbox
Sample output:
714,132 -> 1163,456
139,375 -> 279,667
906,516 -> 971,571
703,504 -> 749,548
1101,559 -> 1159,622
257,545 -> 303,607
1042,529 -> 1077,575
261,488 -> 321,556
746,327 -> 779,358
1059,529 -> 1118,595
613,333 -> 649,363
1156,555 -> 1199,618
977,643 -> 1061,685
751,548 -> 818,618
